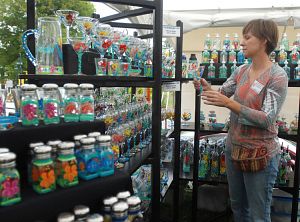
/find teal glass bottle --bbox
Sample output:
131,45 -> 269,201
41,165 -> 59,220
98,135 -> 114,177
219,60 -> 227,79
207,59 -> 216,79
231,59 -> 238,75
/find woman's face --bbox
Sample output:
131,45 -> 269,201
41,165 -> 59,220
240,32 -> 267,58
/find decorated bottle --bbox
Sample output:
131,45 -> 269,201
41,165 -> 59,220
27,142 -> 44,185
103,197 -> 118,222
182,143 -> 191,173
127,196 -> 143,222
232,33 -> 239,50
281,33 -> 289,51
210,146 -> 219,178
237,47 -> 245,64
57,212 -> 75,222
204,33 -> 212,50
77,137 -> 99,180
112,202 -> 129,222
74,205 -> 90,221
228,46 -> 236,64
295,60 -> 300,80
198,145 -> 209,179
79,83 -> 95,122
211,47 -> 218,63
283,60 -> 291,79
231,59 -> 238,75
181,54 -> 188,78
188,53 -> 199,78
219,147 -> 226,177
98,135 -> 114,177
269,51 -> 277,62
293,33 -> 300,51
21,84 -> 39,126
289,46 -> 299,64
56,142 -> 79,188
219,60 -> 227,79
220,46 -> 227,64
278,45 -> 287,65
213,33 -> 221,50
32,145 -> 56,194
0,152 -> 21,206
201,47 -> 210,64
223,33 -> 230,51
63,83 -> 79,122
42,83 -> 60,125
207,59 -> 216,79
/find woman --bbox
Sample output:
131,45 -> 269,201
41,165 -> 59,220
194,19 -> 288,222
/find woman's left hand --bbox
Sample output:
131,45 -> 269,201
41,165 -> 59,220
201,91 -> 230,107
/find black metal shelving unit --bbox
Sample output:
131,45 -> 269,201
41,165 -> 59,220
13,0 -> 163,221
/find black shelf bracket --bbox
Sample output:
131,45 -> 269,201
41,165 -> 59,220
106,21 -> 153,30
99,8 -> 153,23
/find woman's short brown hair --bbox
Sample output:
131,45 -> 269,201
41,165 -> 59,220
242,19 -> 279,55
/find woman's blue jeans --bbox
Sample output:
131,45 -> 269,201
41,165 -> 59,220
225,148 -> 280,222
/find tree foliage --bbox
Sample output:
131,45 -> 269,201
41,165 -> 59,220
0,0 -> 95,83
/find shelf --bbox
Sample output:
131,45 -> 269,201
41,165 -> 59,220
86,0 -> 157,9
160,163 -> 174,201
19,74 -> 156,88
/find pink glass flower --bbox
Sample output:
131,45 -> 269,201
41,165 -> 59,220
44,102 -> 57,118
22,104 -> 37,120
1,179 -> 20,198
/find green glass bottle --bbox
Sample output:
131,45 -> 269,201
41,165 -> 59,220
202,46 -> 210,64
207,59 -> 215,79
219,60 -> 227,79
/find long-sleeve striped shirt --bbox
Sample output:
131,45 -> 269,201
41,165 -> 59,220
219,63 -> 288,156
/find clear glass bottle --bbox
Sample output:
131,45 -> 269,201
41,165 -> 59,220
207,59 -> 216,79
295,60 -> 300,80
269,51 -> 277,62
210,47 -> 218,64
103,197 -> 118,222
228,46 -> 236,64
237,46 -> 245,64
231,59 -> 238,75
219,60 -> 227,79
278,45 -> 287,64
77,137 -> 99,180
283,60 -> 291,80
289,46 -> 299,65
112,202 -> 129,222
281,33 -> 289,51
117,191 -> 131,202
87,214 -> 104,222
21,84 -> 39,126
32,145 -> 56,194
74,205 -> 90,221
127,196 -> 143,222
56,142 -> 79,188
97,135 -> 114,177
0,152 -> 21,206
57,212 -> 75,222
232,33 -> 239,50
220,46 -> 227,63
213,33 -> 221,50
28,142 -> 44,185
42,83 -> 60,125
204,33 -> 212,50
79,83 -> 95,122
223,33 -> 230,51
201,47 -> 210,65
63,83 -> 79,122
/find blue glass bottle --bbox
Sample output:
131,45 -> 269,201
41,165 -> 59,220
74,134 -> 87,159
237,47 -> 245,64
77,137 -> 99,180
98,135 -> 114,177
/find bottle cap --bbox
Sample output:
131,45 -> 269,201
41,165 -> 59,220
79,83 -> 94,90
74,134 -> 87,141
73,205 -> 90,216
29,142 -> 44,149
112,202 -> 129,212
0,148 -> 9,154
63,83 -> 78,89
104,197 -> 118,206
127,196 -> 141,206
42,83 -> 59,90
80,137 -> 96,145
34,145 -> 52,154
57,212 -> 75,222
21,84 -> 37,91
97,135 -> 111,143
0,152 -> 16,163
117,191 -> 131,200
58,142 -> 75,149
88,132 -> 101,138
47,140 -> 62,147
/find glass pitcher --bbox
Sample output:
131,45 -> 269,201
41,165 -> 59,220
22,17 -> 64,75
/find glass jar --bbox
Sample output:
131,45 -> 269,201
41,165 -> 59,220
87,214 -> 104,222
77,137 -> 99,180
103,197 -> 118,222
32,145 -> 56,194
42,83 -> 60,125
56,142 -> 79,188
112,202 -> 129,222
21,84 -> 39,126
28,142 -> 44,185
57,212 -> 75,222
47,140 -> 61,163
0,152 -> 21,206
63,83 -> 79,122
127,196 -> 143,222
74,205 -> 90,221
79,84 -> 95,122
97,135 -> 114,177
74,134 -> 87,158
117,191 -> 131,202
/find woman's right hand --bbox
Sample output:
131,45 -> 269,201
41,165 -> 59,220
193,78 -> 212,91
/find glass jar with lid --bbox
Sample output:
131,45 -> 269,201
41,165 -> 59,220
57,212 -> 75,222
127,196 -> 143,222
97,135 -> 114,177
0,152 -> 21,206
21,84 -> 39,126
32,145 -> 56,194
56,142 -> 78,188
79,83 -> 95,122
28,142 -> 44,185
42,83 -> 60,125
73,205 -> 90,221
63,83 -> 79,122
112,202 -> 129,222
77,137 -> 99,180
103,197 -> 118,222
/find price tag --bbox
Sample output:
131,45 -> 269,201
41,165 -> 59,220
163,25 -> 181,37
162,81 -> 180,91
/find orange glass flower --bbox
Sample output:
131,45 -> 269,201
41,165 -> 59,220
63,164 -> 78,182
40,170 -> 55,189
